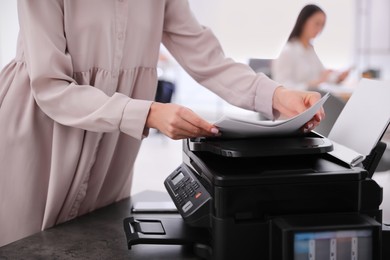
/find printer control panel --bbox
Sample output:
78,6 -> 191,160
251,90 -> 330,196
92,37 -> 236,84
164,164 -> 211,227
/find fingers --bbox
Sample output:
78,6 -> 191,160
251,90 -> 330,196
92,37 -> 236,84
307,94 -> 324,119
273,88 -> 326,134
303,117 -> 321,133
174,107 -> 219,139
180,109 -> 215,132
146,102 -> 220,140
303,92 -> 325,132
305,92 -> 325,123
314,106 -> 325,122
283,90 -> 321,118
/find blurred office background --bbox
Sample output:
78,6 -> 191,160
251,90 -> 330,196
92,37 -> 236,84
1,0 -> 389,115
0,1 -> 389,199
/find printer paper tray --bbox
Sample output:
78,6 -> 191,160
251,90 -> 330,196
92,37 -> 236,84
123,216 -> 209,249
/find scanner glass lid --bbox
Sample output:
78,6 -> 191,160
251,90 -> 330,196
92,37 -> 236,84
189,132 -> 333,158
184,135 -> 364,186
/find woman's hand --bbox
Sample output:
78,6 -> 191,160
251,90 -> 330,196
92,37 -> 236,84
146,102 -> 219,140
337,69 -> 350,83
272,87 -> 325,132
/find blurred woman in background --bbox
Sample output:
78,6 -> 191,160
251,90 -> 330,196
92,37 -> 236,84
272,4 -> 349,90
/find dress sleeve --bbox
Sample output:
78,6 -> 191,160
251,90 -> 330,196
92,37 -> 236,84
162,0 -> 280,119
17,0 -> 150,140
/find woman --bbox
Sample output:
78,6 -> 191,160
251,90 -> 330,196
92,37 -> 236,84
0,0 -> 323,246
272,4 -> 349,90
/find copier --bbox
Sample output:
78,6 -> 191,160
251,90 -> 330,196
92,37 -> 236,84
124,131 -> 390,260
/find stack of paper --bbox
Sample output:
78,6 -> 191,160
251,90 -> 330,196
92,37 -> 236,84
214,93 -> 330,138
213,78 -> 390,168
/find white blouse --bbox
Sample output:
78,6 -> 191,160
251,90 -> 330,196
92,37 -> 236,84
272,40 -> 325,90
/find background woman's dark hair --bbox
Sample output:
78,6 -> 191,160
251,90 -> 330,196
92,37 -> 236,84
288,4 -> 325,42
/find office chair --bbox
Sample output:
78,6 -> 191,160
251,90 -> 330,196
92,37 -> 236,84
248,58 -> 272,78
155,80 -> 175,103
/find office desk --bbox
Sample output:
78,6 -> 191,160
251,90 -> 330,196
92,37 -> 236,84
0,191 -> 200,260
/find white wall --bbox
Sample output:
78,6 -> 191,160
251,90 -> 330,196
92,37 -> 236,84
0,0 -> 368,118
0,1 -> 355,72
189,0 -> 355,68
355,0 -> 390,79
0,1 -> 18,69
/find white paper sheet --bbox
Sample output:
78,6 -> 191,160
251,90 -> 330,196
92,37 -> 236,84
328,78 -> 390,156
325,78 -> 390,167
214,93 -> 330,138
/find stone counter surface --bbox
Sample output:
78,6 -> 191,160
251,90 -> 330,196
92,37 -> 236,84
0,191 -> 200,260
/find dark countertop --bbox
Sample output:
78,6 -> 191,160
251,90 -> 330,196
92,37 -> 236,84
0,190 -> 201,260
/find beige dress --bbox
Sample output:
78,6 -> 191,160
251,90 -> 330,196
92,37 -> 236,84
0,0 -> 279,246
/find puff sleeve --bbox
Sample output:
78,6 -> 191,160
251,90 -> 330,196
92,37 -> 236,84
162,0 -> 280,119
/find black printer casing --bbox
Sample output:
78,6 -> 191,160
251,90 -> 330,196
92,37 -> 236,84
179,137 -> 383,259
125,134 -> 387,260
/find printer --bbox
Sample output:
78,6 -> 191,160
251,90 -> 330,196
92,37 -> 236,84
124,132 -> 389,260
124,79 -> 390,259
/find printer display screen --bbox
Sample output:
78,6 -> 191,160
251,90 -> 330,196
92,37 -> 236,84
294,229 -> 372,260
172,172 -> 185,185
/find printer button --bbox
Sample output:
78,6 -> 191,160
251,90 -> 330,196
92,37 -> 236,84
182,201 -> 193,213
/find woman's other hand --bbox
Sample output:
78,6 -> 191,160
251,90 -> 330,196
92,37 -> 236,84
146,102 -> 219,140
337,69 -> 350,83
272,87 -> 324,132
